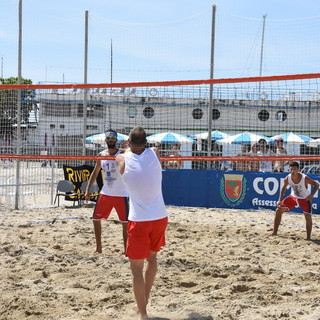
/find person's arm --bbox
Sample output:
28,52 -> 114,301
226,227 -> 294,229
116,153 -> 125,175
283,148 -> 289,166
231,154 -> 240,170
305,176 -> 320,201
277,176 -> 289,206
85,156 -> 102,201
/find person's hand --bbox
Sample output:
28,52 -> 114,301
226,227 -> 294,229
84,191 -> 90,201
276,201 -> 282,208
305,194 -> 313,201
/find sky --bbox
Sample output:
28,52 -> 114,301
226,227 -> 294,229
1,0 -> 320,84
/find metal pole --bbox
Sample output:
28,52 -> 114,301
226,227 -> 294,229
82,10 -> 89,162
110,39 -> 113,83
259,14 -> 267,93
207,4 -> 216,169
15,0 -> 23,209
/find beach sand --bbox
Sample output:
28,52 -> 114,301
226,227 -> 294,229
0,204 -> 320,320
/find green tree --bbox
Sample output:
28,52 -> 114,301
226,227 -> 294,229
0,77 -> 36,135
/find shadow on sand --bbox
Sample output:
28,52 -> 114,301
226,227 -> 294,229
151,313 -> 213,320
310,239 -> 320,245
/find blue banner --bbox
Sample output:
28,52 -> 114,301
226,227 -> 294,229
162,170 -> 320,214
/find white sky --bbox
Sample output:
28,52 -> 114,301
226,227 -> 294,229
1,0 -> 320,84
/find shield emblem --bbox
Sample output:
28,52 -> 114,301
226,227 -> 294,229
224,174 -> 243,202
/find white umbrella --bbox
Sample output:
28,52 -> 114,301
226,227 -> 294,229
85,132 -> 129,145
147,131 -> 194,145
270,132 -> 313,144
191,130 -> 230,140
307,138 -> 320,147
217,131 -> 272,144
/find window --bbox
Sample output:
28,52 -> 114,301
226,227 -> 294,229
276,111 -> 287,122
258,110 -> 269,121
60,124 -> 65,129
143,107 -> 154,119
77,103 -> 103,118
212,109 -> 221,120
50,124 -> 56,129
86,125 -> 98,130
127,106 -> 138,118
43,103 -> 71,117
192,108 -> 203,120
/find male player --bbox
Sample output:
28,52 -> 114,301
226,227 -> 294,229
271,161 -> 319,239
116,126 -> 168,320
85,129 -> 129,253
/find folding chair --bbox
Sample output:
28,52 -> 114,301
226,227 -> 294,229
80,181 -> 99,205
54,180 -> 80,207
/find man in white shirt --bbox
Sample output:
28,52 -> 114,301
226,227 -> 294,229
271,161 -> 319,239
258,138 -> 273,172
85,130 -> 129,253
116,126 -> 168,320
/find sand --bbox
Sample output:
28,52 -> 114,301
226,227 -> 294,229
0,204 -> 320,320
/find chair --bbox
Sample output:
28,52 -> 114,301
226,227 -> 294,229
54,180 -> 80,207
80,181 -> 99,197
80,181 -> 100,201
220,161 -> 232,171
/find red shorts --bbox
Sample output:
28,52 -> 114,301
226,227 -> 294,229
126,217 -> 168,260
280,195 -> 312,214
92,194 -> 129,221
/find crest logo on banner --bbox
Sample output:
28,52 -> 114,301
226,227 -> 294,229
220,174 -> 246,207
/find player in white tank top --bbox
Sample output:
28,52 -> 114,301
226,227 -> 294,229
122,148 -> 167,221
271,161 -> 319,239
100,149 -> 128,197
116,126 -> 168,320
85,130 -> 128,253
287,173 -> 310,199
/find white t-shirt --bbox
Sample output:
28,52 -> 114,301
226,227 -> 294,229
122,148 -> 168,222
258,150 -> 273,172
100,150 -> 128,197
288,173 -> 310,199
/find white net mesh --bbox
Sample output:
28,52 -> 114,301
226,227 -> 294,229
1,74 -> 320,208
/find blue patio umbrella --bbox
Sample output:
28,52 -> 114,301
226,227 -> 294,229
191,130 -> 230,140
147,131 -> 194,145
217,131 -> 272,144
270,132 -> 313,144
85,132 -> 129,145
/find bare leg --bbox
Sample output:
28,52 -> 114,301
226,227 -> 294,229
145,251 -> 158,305
93,220 -> 102,253
122,222 -> 128,253
130,259 -> 148,319
304,213 -> 312,240
271,208 -> 286,236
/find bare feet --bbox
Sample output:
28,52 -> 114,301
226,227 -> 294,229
93,248 -> 102,253
138,314 -> 149,320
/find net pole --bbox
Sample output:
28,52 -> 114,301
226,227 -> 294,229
82,10 -> 89,163
15,0 -> 23,210
207,4 -> 216,169
258,14 -> 267,93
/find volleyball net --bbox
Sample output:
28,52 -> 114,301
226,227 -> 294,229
1,73 -> 320,207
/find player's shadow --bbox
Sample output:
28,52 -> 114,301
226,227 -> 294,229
151,314 -> 213,320
310,239 -> 320,245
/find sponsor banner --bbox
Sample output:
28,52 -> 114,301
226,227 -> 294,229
162,170 -> 320,214
63,165 -> 103,201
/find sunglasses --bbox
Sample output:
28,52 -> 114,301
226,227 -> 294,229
106,136 -> 117,140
